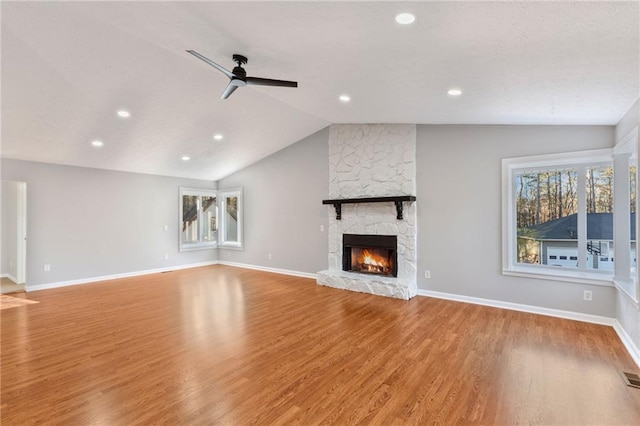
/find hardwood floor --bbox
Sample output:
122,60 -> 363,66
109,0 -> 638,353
1,265 -> 639,425
0,278 -> 25,295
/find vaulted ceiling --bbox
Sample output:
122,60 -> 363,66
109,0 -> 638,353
2,1 -> 638,180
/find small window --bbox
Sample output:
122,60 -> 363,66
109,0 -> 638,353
559,256 -> 567,260
219,188 -> 243,250
550,255 -> 558,260
180,188 -> 217,251
570,256 -> 577,261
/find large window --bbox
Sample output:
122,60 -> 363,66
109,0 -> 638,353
503,149 -> 618,283
180,188 -> 218,251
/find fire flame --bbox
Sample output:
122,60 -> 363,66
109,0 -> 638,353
356,248 -> 391,274
362,250 -> 382,267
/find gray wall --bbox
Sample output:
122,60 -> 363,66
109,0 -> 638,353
615,99 -> 639,142
417,125 -> 615,317
217,127 -> 329,273
218,123 -> 618,317
1,180 -> 19,279
1,159 -> 218,287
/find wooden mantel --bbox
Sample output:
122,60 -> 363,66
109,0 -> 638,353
322,196 -> 417,220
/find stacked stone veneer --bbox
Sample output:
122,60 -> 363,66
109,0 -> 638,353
317,124 -> 417,300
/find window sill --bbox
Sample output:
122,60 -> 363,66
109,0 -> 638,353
613,279 -> 639,307
180,243 -> 217,252
503,266 -> 614,287
219,243 -> 243,251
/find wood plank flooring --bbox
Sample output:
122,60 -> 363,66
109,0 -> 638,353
0,278 -> 25,295
1,265 -> 639,424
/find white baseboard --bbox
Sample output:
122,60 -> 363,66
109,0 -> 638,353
0,273 -> 19,284
613,320 -> 640,369
26,261 -> 316,292
417,289 -> 615,326
217,261 -> 317,280
417,289 -> 640,368
26,261 -> 219,292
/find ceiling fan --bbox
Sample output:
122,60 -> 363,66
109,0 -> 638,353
186,50 -> 298,99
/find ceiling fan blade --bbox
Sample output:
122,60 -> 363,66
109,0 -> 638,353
246,76 -> 298,88
220,82 -> 239,99
186,50 -> 235,79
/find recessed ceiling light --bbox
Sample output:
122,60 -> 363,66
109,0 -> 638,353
213,134 -> 224,141
117,110 -> 131,118
181,156 -> 190,161
448,89 -> 462,96
91,140 -> 103,147
339,94 -> 351,103
395,13 -> 416,25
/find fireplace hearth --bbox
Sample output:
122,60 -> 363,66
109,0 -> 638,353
343,234 -> 397,277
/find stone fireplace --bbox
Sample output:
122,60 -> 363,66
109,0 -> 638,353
316,124 -> 417,300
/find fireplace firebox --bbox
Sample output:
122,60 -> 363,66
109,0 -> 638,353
342,234 -> 397,277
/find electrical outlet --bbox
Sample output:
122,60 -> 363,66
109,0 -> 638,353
320,225 -> 325,232
268,253 -> 272,260
164,253 -> 169,260
164,225 -> 169,232
425,270 -> 431,279
43,264 -> 51,272
583,290 -> 593,301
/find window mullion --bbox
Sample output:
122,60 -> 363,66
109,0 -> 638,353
219,196 -> 226,244
197,196 -> 203,244
506,163 -> 516,268
614,153 -> 631,282
577,165 -> 587,272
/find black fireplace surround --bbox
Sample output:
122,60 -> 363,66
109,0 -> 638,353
342,234 -> 398,277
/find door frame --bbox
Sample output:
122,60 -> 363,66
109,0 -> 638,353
16,182 -> 27,284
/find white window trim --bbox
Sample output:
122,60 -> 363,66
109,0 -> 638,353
218,188 -> 243,250
179,187 -> 218,252
502,148 -> 615,286
614,125 -> 639,305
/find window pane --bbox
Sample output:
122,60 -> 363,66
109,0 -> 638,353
631,164 -> 637,269
182,195 -> 199,244
202,196 -> 217,242
586,166 -> 613,271
515,169 -> 578,267
225,196 -> 239,242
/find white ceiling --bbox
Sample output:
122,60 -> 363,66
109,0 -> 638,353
1,1 -> 638,181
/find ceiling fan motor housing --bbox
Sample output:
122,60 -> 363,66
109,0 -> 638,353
232,66 -> 247,79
